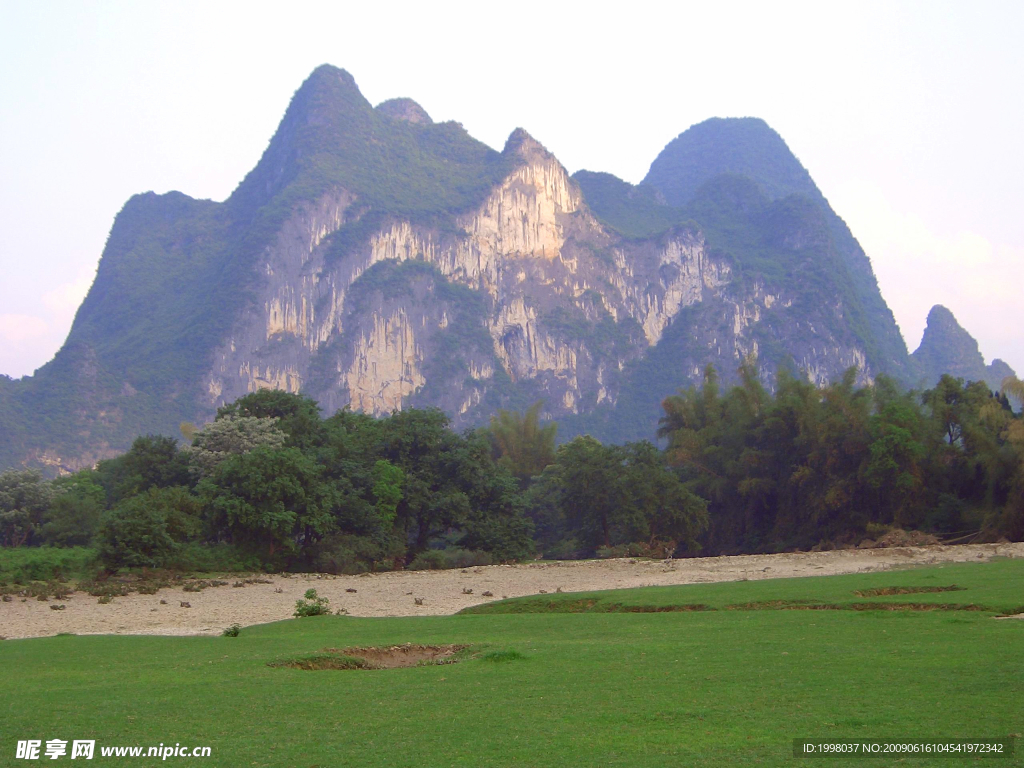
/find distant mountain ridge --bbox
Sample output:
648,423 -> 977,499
0,66 -> 1013,472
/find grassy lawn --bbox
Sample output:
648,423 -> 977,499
1,560 -> 1021,766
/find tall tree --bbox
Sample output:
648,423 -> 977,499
485,401 -> 557,486
0,470 -> 54,547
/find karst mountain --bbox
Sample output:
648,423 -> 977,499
0,65 -> 1013,472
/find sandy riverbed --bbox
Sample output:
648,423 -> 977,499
2,542 -> 1022,640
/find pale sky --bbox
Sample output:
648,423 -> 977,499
1,1 -> 1021,379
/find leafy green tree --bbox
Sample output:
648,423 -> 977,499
94,435 -> 190,506
530,437 -> 706,554
97,486 -> 203,569
552,437 -> 636,550
216,390 -> 324,451
99,496 -> 169,569
198,446 -> 338,561
485,401 -> 557,485
379,408 -> 533,561
863,398 -> 927,529
0,469 -> 55,547
39,470 -> 106,547
618,441 -> 708,551
184,414 -> 287,478
371,460 -> 404,528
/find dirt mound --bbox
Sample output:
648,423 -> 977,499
320,644 -> 468,669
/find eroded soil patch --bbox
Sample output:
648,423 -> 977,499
725,600 -> 990,612
852,585 -> 964,597
463,598 -> 712,614
271,644 -> 470,671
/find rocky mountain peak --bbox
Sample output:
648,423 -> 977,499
503,128 -> 554,164
298,65 -> 366,112
641,117 -> 820,206
922,305 -> 965,336
912,304 -> 1015,390
375,97 -> 433,124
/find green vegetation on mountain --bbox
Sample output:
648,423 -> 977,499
572,170 -> 684,238
641,117 -> 822,206
229,66 -> 516,226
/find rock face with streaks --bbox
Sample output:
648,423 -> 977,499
5,64 -> 982,470
203,127 -> 737,426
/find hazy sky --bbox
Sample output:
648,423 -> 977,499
1,1 -> 1021,379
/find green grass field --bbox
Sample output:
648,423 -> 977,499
1,560 -> 1022,766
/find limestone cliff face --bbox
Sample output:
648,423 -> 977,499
204,130 -> 875,427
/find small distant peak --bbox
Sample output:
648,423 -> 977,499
502,128 -> 553,162
375,98 -> 433,125
291,65 -> 370,117
642,116 -> 817,207
913,303 -> 990,386
920,305 -> 972,343
692,116 -> 775,133
305,64 -> 357,88
989,358 -> 1017,381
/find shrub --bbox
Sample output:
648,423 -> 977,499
408,550 -> 448,571
164,543 -> 262,572
407,548 -> 493,571
441,548 -> 493,569
293,588 -> 332,618
595,541 -> 675,559
310,534 -> 402,575
222,624 -> 241,637
0,546 -> 98,583
542,538 -> 581,561
97,499 -> 176,569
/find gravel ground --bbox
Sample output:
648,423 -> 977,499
2,541 -> 1022,639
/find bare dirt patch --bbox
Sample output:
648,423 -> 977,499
272,644 -> 468,670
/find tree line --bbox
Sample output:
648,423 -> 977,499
1,368 -> 1021,575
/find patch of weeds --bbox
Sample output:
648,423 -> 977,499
481,650 -> 526,663
82,581 -> 130,598
222,624 -> 241,637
